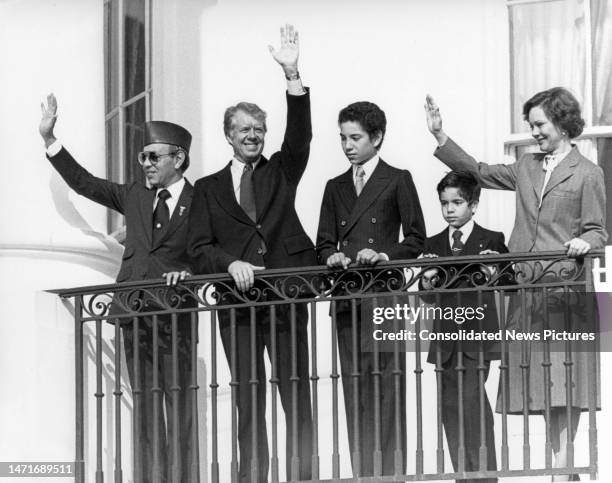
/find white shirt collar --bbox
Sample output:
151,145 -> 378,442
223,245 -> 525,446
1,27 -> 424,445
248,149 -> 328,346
156,176 -> 185,200
232,156 -> 261,170
230,157 -> 261,196
352,153 -> 380,182
543,148 -> 571,170
448,219 -> 474,246
154,177 -> 185,217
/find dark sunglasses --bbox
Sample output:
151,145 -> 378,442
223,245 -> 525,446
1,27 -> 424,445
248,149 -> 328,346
137,150 -> 178,165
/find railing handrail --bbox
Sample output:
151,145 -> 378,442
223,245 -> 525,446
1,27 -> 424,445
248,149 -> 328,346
46,249 -> 602,298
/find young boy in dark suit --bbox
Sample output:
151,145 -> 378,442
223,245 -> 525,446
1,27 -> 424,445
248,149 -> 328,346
421,171 -> 508,483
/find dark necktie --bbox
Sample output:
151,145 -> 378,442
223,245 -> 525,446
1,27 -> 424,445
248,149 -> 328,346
153,189 -> 171,244
240,162 -> 256,221
451,229 -> 464,256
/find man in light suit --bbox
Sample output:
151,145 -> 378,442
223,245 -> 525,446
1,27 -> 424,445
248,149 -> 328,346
39,95 -> 197,483
316,101 -> 426,477
187,25 -> 314,483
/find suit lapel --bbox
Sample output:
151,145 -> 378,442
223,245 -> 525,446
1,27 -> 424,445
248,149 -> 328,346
542,147 -> 578,197
252,157 -> 275,223
432,228 -> 452,257
151,181 -> 194,250
212,163 -> 254,225
528,154 -> 546,205
336,168 -> 357,215
344,160 -> 392,234
463,223 -> 486,254
138,188 -> 155,247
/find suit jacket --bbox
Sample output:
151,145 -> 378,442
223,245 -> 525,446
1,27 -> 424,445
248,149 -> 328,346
316,160 -> 425,263
421,223 -> 508,363
48,147 -> 193,283
435,138 -> 607,253
316,160 -> 425,315
187,91 -> 316,276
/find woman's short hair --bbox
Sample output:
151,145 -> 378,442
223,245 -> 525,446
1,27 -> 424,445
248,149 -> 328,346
223,102 -> 267,137
522,87 -> 585,138
338,101 -> 387,148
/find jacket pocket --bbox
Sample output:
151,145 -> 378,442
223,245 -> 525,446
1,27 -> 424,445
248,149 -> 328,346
283,233 -> 314,255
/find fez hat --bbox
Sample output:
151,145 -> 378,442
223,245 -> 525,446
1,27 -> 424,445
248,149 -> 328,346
144,121 -> 192,151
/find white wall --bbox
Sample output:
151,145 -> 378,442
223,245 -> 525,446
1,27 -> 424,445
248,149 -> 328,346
0,0 -> 123,481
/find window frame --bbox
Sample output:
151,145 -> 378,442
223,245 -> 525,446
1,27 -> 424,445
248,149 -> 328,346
504,0 -> 612,160
103,0 -> 152,235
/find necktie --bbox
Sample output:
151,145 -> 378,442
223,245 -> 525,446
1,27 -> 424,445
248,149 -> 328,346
451,230 -> 464,256
539,154 -> 559,208
240,162 -> 256,221
355,166 -> 365,196
153,189 -> 171,244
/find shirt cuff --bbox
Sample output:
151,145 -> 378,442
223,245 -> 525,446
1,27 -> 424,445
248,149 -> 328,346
379,252 -> 389,261
287,78 -> 306,96
47,140 -> 62,157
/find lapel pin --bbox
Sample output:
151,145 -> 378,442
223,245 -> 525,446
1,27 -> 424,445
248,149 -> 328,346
179,206 -> 186,216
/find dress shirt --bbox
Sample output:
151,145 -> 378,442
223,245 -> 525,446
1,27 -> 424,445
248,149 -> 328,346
351,154 -> 388,261
538,150 -> 570,208
231,157 -> 261,200
154,177 -> 185,217
352,154 -> 380,188
448,219 -> 474,248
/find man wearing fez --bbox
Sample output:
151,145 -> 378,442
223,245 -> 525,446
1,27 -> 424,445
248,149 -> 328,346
186,25 -> 314,482
39,94 -> 197,483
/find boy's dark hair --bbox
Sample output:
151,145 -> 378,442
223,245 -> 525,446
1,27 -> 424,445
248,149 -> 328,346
436,171 -> 481,203
338,101 -> 386,148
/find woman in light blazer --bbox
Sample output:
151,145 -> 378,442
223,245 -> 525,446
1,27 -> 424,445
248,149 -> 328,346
425,87 -> 606,482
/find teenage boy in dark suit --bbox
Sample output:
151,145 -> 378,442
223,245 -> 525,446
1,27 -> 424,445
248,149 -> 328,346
316,101 -> 425,477
421,171 -> 507,483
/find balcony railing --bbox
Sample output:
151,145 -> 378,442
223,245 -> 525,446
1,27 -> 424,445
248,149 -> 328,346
50,250 -> 602,482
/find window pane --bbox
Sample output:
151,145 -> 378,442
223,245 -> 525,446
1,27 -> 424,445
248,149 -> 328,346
104,0 -> 119,113
124,0 -> 146,101
591,0 -> 612,125
125,98 -> 146,185
597,137 -> 612,233
509,0 -> 586,133
516,143 -> 541,160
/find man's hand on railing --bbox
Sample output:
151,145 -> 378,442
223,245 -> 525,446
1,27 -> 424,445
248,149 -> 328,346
228,260 -> 265,292
326,252 -> 351,270
564,238 -> 591,257
355,248 -> 387,265
162,270 -> 191,286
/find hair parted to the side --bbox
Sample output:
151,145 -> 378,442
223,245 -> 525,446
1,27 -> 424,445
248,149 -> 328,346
223,102 -> 267,137
522,87 -> 585,138
436,170 -> 481,204
338,101 -> 387,148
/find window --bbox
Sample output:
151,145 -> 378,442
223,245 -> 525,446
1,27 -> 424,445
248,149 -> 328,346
505,0 -> 612,230
104,0 -> 152,234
